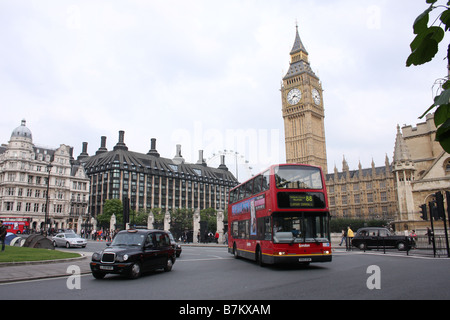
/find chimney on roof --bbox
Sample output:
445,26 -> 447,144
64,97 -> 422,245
197,150 -> 207,166
113,130 -> 128,151
147,138 -> 160,157
218,154 -> 228,170
173,144 -> 185,164
77,142 -> 89,160
96,136 -> 108,154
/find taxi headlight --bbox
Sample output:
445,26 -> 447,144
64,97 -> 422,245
92,252 -> 101,261
117,254 -> 129,262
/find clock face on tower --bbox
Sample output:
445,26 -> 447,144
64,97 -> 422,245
287,88 -> 301,105
312,88 -> 320,105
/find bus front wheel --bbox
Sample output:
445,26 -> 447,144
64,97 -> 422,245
233,243 -> 239,259
256,246 -> 265,267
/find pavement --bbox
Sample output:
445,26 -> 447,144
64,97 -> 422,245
0,242 -> 446,284
0,242 -> 227,284
0,253 -> 92,284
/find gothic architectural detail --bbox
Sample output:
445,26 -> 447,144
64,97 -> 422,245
281,25 -> 328,173
392,114 -> 450,231
326,156 -> 398,220
0,120 -> 90,232
393,124 -> 416,221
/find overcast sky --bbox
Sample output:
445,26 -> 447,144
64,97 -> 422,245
0,0 -> 447,182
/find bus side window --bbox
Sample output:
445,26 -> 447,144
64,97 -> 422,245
262,170 -> 270,191
232,221 -> 239,239
264,217 -> 271,240
246,180 -> 253,197
257,216 -> 271,240
229,189 -> 237,204
238,186 -> 245,201
253,175 -> 263,194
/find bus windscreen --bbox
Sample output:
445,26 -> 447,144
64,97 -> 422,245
274,165 -> 323,189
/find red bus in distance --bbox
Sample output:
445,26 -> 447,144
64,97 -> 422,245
228,164 -> 332,266
1,218 -> 30,234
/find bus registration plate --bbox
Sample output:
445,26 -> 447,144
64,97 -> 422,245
298,258 -> 312,262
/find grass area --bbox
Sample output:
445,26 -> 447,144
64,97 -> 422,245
0,246 -> 80,263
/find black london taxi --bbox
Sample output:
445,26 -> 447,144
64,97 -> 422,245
90,229 -> 175,279
351,227 -> 412,251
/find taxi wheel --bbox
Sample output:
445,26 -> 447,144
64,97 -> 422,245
129,262 -> 142,279
164,258 -> 173,272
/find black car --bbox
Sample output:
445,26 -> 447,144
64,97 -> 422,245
168,232 -> 182,257
90,229 -> 175,279
351,227 -> 412,251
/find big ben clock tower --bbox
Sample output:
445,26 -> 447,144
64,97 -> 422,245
281,25 -> 328,173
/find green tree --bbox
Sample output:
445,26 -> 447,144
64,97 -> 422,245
200,207 -> 217,232
151,208 -> 165,230
407,0 -> 450,152
170,208 -> 194,238
133,209 -> 149,227
97,199 -> 123,228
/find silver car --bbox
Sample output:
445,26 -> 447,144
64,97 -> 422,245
52,233 -> 87,248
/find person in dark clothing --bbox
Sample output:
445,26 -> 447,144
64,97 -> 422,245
0,221 -> 7,252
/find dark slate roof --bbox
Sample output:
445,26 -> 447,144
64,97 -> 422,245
290,25 -> 308,55
283,60 -> 318,80
80,148 -> 238,186
283,26 -> 318,81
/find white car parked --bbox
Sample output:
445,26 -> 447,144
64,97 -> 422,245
52,233 -> 87,248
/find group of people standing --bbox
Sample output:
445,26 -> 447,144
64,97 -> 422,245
339,226 -> 354,251
80,228 -> 118,241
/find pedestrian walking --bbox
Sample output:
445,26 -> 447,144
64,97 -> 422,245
409,230 -> 417,248
0,221 -> 7,252
346,226 -> 354,251
426,227 -> 433,245
339,228 -> 347,246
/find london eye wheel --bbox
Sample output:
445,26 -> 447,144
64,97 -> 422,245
206,150 -> 254,183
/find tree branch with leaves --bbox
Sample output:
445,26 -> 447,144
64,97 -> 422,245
407,0 -> 450,152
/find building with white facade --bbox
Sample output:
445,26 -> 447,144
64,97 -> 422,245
0,120 -> 90,233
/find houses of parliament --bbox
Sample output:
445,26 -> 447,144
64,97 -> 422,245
282,26 -> 450,231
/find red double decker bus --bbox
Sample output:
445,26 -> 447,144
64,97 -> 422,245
1,217 -> 30,234
228,164 -> 332,266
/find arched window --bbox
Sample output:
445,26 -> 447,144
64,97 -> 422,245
444,158 -> 450,175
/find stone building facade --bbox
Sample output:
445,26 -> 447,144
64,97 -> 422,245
325,157 -> 398,221
0,120 -> 90,232
392,113 -> 450,231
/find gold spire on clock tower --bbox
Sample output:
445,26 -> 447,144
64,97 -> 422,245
281,25 -> 328,173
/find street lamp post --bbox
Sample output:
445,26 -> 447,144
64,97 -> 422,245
44,162 -> 53,237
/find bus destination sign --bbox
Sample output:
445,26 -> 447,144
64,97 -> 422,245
289,194 -> 314,207
277,192 -> 326,209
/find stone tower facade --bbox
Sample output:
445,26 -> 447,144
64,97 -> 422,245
281,26 -> 328,173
